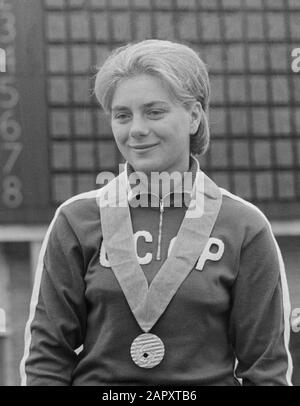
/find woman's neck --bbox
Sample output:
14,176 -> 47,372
143,158 -> 192,199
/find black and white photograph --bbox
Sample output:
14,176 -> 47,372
0,0 -> 300,389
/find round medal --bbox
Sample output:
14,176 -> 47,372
130,333 -> 165,368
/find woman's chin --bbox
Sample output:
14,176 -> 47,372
129,159 -> 164,174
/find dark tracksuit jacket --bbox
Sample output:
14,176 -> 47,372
20,156 -> 293,386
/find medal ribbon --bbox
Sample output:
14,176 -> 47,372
97,169 -> 222,332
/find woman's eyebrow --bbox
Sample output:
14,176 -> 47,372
112,101 -> 169,112
111,105 -> 129,113
143,101 -> 169,108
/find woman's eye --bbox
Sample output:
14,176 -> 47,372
114,113 -> 130,122
147,110 -> 165,119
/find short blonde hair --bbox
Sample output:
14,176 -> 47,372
94,39 -> 210,155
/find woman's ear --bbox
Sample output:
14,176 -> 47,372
190,101 -> 203,135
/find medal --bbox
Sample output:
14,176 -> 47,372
130,333 -> 165,368
98,162 -> 222,368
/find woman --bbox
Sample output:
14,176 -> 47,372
20,40 -> 293,386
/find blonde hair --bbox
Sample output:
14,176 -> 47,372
94,39 -> 210,155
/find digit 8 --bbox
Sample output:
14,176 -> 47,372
2,175 -> 23,208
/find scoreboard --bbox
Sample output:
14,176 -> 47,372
0,0 -> 300,224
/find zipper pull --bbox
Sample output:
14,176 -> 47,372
160,199 -> 164,213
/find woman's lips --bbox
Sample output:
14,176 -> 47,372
130,143 -> 159,152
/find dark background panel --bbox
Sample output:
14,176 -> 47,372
0,0 -> 299,224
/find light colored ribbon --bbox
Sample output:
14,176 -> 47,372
97,169 -> 222,332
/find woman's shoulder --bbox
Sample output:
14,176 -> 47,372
59,188 -> 100,216
45,188 -> 104,250
52,188 -> 102,235
217,186 -> 271,237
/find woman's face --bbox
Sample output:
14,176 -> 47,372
110,74 -> 199,174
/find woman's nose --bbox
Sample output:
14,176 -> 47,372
129,115 -> 149,138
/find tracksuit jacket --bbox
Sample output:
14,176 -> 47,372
20,156 -> 293,386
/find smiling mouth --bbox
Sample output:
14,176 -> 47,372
130,143 -> 159,151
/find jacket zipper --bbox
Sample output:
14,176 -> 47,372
156,199 -> 164,261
